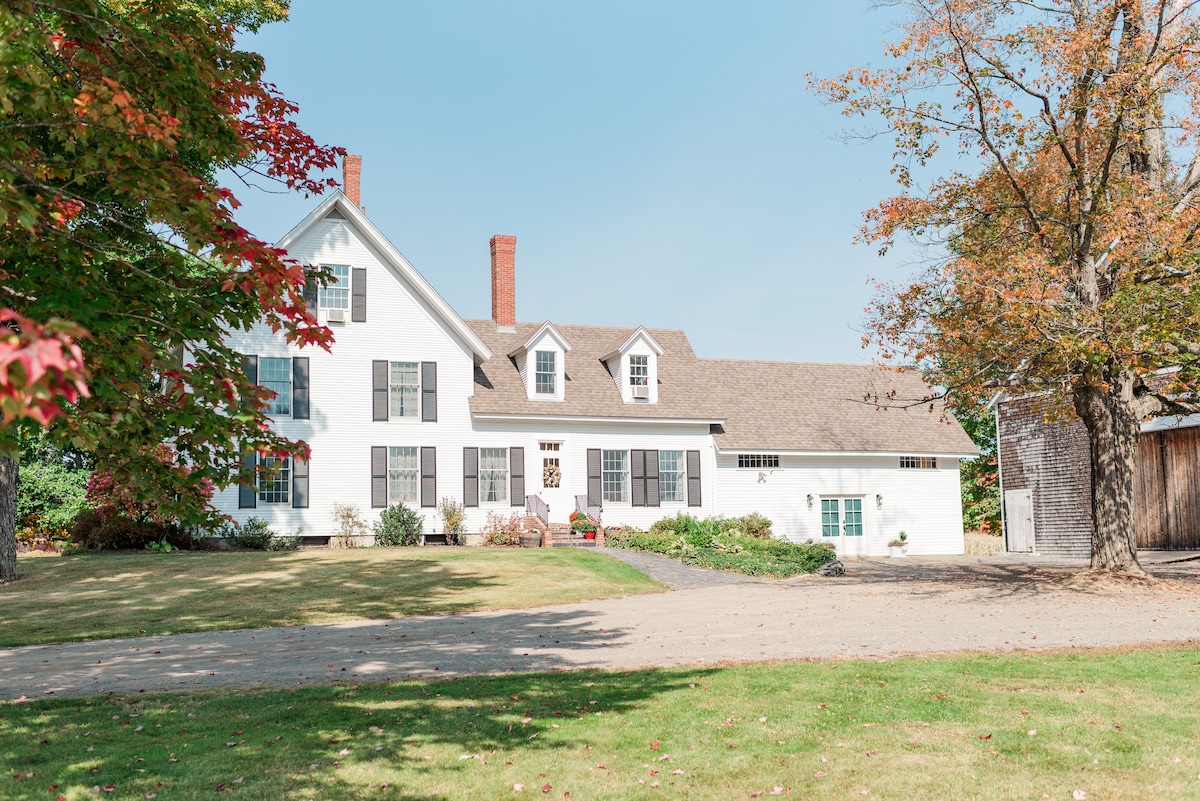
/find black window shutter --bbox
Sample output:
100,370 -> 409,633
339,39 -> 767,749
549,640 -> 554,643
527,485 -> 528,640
420,447 -> 437,508
371,446 -> 387,508
239,450 -> 257,509
646,449 -> 660,507
242,354 -> 258,386
351,267 -> 367,322
372,360 -> 389,421
463,447 -> 479,508
586,449 -> 602,508
686,450 -> 702,507
630,450 -> 646,507
292,357 -> 310,420
292,455 -> 309,509
509,447 -> 525,507
421,361 -> 437,422
303,269 -> 318,311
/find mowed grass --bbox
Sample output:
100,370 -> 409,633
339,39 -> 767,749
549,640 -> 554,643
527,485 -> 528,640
0,549 -> 664,647
2,647 -> 1198,800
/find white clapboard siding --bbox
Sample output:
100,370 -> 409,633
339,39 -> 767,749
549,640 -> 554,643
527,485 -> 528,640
711,453 -> 965,556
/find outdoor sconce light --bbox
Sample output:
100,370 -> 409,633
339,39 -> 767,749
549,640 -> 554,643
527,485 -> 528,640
876,493 -> 884,509
806,494 -> 814,509
757,472 -> 766,483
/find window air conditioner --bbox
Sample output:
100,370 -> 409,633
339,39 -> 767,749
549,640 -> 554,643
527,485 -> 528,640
326,308 -> 345,323
632,384 -> 650,400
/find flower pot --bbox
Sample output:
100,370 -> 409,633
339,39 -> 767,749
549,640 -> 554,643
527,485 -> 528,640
584,531 -> 596,540
889,545 -> 904,558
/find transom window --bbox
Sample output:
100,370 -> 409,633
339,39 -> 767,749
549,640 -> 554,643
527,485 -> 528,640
659,450 -> 685,503
602,449 -> 628,503
534,350 -> 556,395
388,447 -> 418,505
900,456 -> 937,469
389,362 -> 419,418
480,448 -> 508,503
258,455 -> 291,504
319,264 -> 350,310
629,355 -> 649,386
738,454 -> 780,469
259,357 -> 291,417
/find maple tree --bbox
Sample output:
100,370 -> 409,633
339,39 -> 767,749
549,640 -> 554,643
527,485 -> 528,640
814,0 -> 1200,573
0,0 -> 341,582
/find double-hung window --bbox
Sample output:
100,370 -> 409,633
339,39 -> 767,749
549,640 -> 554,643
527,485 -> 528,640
479,448 -> 508,503
602,449 -> 628,503
629,355 -> 649,387
258,455 -> 291,504
534,351 -> 556,395
260,357 -> 292,417
389,362 -> 419,418
319,265 -> 351,310
388,447 -> 419,505
658,450 -> 685,503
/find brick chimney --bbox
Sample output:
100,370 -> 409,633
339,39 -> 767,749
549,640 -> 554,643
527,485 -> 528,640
490,234 -> 517,331
343,154 -> 362,208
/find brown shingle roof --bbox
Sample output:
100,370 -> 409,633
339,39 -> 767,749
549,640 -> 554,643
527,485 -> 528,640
466,319 -> 978,456
701,359 -> 978,455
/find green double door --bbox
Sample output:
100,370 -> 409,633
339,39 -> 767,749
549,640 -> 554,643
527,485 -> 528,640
821,497 -> 865,555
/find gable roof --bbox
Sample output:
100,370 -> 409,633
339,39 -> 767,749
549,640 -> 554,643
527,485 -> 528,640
276,191 -> 492,363
507,321 -> 573,359
599,326 -> 664,363
703,359 -> 978,456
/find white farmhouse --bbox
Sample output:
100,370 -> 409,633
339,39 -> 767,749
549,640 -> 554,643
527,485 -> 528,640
214,158 -> 978,556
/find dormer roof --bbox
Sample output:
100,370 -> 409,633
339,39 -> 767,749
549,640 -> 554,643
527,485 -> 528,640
506,321 -> 573,359
599,326 -> 665,363
275,190 -> 493,364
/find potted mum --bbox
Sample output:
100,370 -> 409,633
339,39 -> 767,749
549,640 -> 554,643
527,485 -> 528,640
570,511 -> 598,540
887,531 -> 908,557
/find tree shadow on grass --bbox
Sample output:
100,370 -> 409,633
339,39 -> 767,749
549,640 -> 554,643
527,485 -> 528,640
0,664 -> 718,800
1,549 -> 654,647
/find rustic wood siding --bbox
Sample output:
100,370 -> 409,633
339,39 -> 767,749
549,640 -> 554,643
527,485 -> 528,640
1000,397 -> 1200,554
997,396 -> 1092,558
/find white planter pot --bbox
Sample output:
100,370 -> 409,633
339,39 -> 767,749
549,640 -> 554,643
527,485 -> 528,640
889,544 -> 907,558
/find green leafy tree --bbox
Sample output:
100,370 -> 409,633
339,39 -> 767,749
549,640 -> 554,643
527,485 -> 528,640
0,0 -> 341,581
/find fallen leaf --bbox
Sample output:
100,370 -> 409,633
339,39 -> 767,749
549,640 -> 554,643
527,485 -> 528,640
978,734 -> 992,740
513,783 -> 524,792
650,742 -> 661,750
541,784 -> 552,793
814,771 -> 828,778
1073,792 -> 1087,800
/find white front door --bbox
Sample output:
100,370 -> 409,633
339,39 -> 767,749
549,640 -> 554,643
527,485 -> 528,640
821,497 -> 867,556
1004,489 -> 1035,552
537,442 -> 568,523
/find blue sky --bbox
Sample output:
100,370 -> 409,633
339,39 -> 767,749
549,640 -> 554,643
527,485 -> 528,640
233,1 -> 918,364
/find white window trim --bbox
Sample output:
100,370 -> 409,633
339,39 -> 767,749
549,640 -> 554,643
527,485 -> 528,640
479,447 -> 509,505
318,264 -> 351,311
534,350 -> 557,396
388,361 -> 420,421
260,356 -> 292,419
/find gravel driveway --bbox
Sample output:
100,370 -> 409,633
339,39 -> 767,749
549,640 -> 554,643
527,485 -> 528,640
2,553 -> 1198,700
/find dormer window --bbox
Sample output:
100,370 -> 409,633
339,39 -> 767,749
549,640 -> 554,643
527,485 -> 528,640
509,322 -> 572,402
535,351 -> 556,394
630,355 -> 649,387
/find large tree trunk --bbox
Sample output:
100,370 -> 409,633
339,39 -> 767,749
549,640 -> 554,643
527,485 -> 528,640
0,455 -> 17,583
1072,380 -> 1145,574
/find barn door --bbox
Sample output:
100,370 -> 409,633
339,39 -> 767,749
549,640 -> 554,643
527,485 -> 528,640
1005,489 -> 1035,552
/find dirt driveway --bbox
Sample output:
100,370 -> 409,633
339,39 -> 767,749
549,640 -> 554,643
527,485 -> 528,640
2,553 -> 1198,699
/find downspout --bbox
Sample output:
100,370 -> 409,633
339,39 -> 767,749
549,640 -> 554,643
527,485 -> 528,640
994,401 -> 1007,553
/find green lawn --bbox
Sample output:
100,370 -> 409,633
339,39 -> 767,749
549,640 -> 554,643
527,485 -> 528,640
2,647 -> 1197,800
0,549 -> 664,647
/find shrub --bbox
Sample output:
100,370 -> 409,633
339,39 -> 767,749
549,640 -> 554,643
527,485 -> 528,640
330,503 -> 367,548
68,510 -> 191,551
737,512 -> 773,539
223,518 -> 299,551
374,503 -> 425,547
483,512 -> 523,546
438,497 -> 465,545
17,459 -> 88,542
613,512 -> 836,578
86,443 -> 215,528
